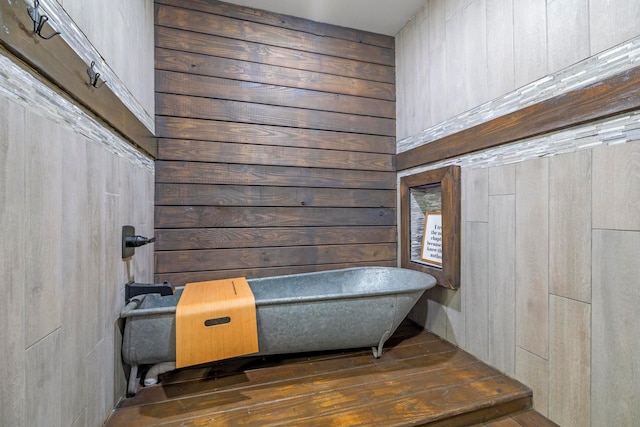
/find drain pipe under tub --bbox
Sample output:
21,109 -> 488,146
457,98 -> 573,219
143,362 -> 177,386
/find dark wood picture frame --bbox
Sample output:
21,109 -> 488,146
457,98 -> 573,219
400,166 -> 461,289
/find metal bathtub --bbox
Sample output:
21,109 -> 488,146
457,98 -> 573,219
120,267 -> 436,394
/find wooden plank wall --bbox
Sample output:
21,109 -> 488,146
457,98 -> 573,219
154,0 -> 396,286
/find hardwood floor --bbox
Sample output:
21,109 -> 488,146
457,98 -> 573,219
105,321 -> 555,426
471,410 -> 561,427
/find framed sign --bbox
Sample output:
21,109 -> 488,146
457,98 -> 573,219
420,212 -> 442,267
400,165 -> 460,289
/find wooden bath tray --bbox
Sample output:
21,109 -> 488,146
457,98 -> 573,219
176,277 -> 258,368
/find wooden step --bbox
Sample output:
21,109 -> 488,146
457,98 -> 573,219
105,321 -> 533,426
471,409 -> 560,427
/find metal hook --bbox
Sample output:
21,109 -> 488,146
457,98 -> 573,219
27,0 -> 61,40
87,61 -> 106,89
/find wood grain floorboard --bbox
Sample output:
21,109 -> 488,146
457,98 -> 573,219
106,322 -> 532,426
471,409 -> 560,427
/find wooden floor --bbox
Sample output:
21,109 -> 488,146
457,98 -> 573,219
471,410 -> 560,427
105,321 -> 557,426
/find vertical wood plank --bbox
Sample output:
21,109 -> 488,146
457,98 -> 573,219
395,10 -> 418,140
488,163 -> 516,196
106,193 -> 128,404
445,287 -> 466,347
445,8 -> 466,118
515,157 -> 549,359
549,295 -> 590,427
592,230 -> 640,426
547,0 -> 589,72
513,0 -> 547,87
488,194 -> 516,375
463,168 -> 489,222
445,0 -> 464,20
410,286 -> 443,337
139,167 -> 156,283
24,111 -> 63,348
425,289 -> 449,338
428,0 -> 448,126
515,346 -> 549,416
463,221 -> 489,362
415,6 -> 431,135
592,141 -> 640,230
25,330 -> 62,427
589,0 -> 640,54
549,150 -> 591,302
60,129 -> 90,426
411,278 -> 463,344
486,0 -> 515,100
87,337 -> 115,426
86,141 -> 107,347
70,409 -> 87,427
0,98 -> 26,427
463,0 -> 488,109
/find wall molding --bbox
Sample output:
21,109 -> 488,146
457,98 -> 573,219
33,0 -> 155,134
397,36 -> 640,162
0,0 -> 156,157
0,49 -> 154,172
397,63 -> 640,171
397,110 -> 640,178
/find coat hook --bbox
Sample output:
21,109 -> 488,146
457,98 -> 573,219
27,0 -> 61,40
87,61 -> 106,89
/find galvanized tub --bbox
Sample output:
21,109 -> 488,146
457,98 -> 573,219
120,267 -> 436,394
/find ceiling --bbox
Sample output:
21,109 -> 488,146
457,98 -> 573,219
223,0 -> 428,36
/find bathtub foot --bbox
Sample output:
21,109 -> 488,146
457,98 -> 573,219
371,346 -> 381,358
127,365 -> 139,396
372,331 -> 391,358
371,342 -> 384,358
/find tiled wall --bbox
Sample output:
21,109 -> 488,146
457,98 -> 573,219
396,0 -> 640,141
0,92 -> 154,427
409,142 -> 640,426
0,2 -> 154,426
397,0 -> 640,426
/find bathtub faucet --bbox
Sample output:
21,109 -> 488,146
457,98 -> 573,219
122,225 -> 154,259
125,234 -> 155,248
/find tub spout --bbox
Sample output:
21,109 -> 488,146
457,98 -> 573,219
125,235 -> 155,248
122,225 -> 155,259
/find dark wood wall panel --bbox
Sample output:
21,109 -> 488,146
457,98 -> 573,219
155,4 -> 394,66
156,0 -> 394,49
155,244 -> 397,273
155,206 -> 396,228
156,94 -> 395,135
157,140 -> 394,171
154,1 -> 396,284
156,71 -> 395,118
156,184 -> 396,207
156,162 -> 396,189
155,27 -> 395,84
155,226 -> 397,251
155,49 -> 395,100
156,119 -> 394,153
